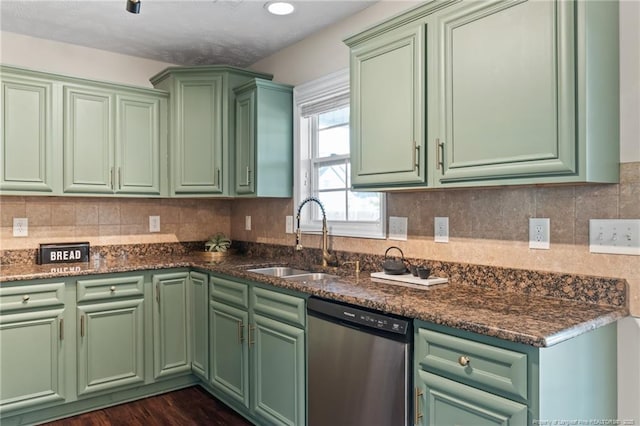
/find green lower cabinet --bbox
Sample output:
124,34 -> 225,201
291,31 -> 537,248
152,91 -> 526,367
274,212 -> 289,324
189,271 -> 209,380
207,275 -> 306,425
152,272 -> 190,379
77,297 -> 145,396
0,308 -> 66,414
414,322 -> 617,425
209,299 -> 250,408
417,371 -> 527,425
251,313 -> 305,426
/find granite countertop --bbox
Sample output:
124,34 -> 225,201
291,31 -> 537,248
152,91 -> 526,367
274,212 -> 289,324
0,253 -> 628,348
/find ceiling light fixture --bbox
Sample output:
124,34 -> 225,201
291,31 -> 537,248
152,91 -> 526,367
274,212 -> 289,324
265,1 -> 295,16
126,0 -> 141,14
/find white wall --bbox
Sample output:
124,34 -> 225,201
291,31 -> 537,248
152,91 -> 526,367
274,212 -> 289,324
0,31 -> 175,87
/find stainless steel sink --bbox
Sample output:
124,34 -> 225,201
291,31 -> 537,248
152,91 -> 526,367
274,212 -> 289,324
283,273 -> 337,282
247,267 -> 310,277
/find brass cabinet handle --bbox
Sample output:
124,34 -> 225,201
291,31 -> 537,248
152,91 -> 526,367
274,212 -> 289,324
80,315 -> 85,338
437,139 -> 445,173
249,324 -> 256,346
156,283 -> 160,305
413,141 -> 420,173
22,294 -> 30,302
118,168 -> 122,190
216,168 -> 221,187
110,167 -> 115,190
415,387 -> 424,424
246,166 -> 251,185
59,318 -> 64,341
458,355 -> 470,366
237,321 -> 244,344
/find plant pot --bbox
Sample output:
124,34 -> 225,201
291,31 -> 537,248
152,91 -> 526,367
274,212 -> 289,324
196,251 -> 229,261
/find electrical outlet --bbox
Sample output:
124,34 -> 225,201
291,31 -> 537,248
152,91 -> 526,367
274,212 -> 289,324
149,216 -> 160,233
529,218 -> 550,249
285,216 -> 293,234
388,216 -> 408,240
589,219 -> 640,255
13,218 -> 28,237
245,216 -> 252,231
434,217 -> 449,243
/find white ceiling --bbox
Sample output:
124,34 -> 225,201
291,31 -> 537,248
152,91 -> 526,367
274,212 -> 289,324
0,0 -> 376,67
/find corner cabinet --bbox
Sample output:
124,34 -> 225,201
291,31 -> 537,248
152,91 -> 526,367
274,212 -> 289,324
414,322 -> 617,425
208,275 -> 306,426
149,66 -> 272,197
233,79 -> 293,197
345,0 -> 620,190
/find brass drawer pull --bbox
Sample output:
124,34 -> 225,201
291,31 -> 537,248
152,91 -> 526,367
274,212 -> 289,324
249,324 -> 256,346
458,355 -> 470,366
22,295 -> 30,302
60,318 -> 64,341
238,321 -> 244,344
80,315 -> 85,337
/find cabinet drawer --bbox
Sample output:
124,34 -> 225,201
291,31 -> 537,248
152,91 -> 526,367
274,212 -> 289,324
417,328 -> 528,401
76,275 -> 145,302
252,287 -> 305,328
210,276 -> 249,309
0,282 -> 65,311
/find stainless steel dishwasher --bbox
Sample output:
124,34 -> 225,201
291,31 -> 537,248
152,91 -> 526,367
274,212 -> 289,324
307,297 -> 412,426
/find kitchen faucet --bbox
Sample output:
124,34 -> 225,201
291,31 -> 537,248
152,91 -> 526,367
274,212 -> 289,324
295,196 -> 336,267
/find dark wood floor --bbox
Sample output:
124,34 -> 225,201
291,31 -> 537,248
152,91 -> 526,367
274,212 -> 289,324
42,386 -> 253,426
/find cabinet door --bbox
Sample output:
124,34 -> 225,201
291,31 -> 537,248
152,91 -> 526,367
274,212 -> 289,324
1,76 -> 57,193
173,77 -> 224,194
251,313 -> 305,426
189,271 -> 209,380
234,88 -> 256,195
115,93 -> 163,195
153,272 -> 190,379
0,308 -> 65,413
435,0 -> 576,184
63,85 -> 114,194
350,23 -> 426,188
77,298 -> 144,396
209,300 -> 249,409
416,371 -> 527,426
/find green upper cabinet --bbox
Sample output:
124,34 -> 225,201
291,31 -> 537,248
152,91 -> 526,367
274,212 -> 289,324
233,79 -> 293,197
346,21 -> 427,189
150,66 -> 272,197
345,0 -> 619,190
1,70 -> 61,194
63,84 -> 167,196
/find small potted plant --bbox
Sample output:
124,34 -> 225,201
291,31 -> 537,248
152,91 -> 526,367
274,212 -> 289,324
200,232 -> 232,260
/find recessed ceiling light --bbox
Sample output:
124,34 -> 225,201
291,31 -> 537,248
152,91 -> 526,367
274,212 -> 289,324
265,1 -> 295,16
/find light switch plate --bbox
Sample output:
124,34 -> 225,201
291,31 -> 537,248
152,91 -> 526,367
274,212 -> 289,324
589,219 -> 640,255
529,218 -> 550,250
245,216 -> 252,231
285,216 -> 293,234
388,216 -> 408,240
434,217 -> 449,243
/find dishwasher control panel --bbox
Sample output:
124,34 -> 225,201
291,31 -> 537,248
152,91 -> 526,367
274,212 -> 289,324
307,297 -> 409,335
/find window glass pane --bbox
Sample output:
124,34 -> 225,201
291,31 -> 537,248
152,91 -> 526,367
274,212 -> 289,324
348,192 -> 381,222
318,106 -> 349,157
319,107 -> 349,129
318,125 -> 349,157
318,191 -> 346,221
317,163 -> 347,190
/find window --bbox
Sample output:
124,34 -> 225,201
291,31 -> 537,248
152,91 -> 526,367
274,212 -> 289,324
294,69 -> 385,238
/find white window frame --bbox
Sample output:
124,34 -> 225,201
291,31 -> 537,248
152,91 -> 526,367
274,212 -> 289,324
293,68 -> 386,239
